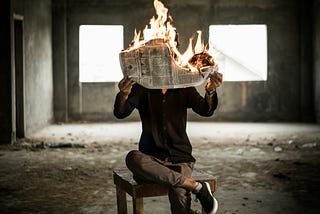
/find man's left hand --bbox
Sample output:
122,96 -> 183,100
206,71 -> 223,92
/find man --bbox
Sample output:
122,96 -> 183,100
113,71 -> 223,214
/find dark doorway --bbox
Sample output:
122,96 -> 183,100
14,16 -> 25,138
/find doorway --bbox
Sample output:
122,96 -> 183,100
14,15 -> 25,139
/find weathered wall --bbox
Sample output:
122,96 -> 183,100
54,0 -> 316,122
12,0 -> 54,136
53,0 -> 68,122
314,0 -> 320,123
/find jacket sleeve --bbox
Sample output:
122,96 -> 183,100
186,87 -> 218,117
113,84 -> 141,119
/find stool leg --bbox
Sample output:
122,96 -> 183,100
133,197 -> 143,214
116,185 -> 127,214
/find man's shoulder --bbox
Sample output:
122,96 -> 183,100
132,83 -> 153,96
132,83 -> 145,91
182,86 -> 197,93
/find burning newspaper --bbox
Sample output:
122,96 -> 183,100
119,0 -> 218,89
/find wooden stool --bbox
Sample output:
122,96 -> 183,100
113,168 -> 217,214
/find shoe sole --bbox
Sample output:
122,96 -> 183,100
204,182 -> 218,214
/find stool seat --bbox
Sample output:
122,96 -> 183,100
113,168 -> 217,214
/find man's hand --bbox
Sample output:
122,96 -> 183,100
117,76 -> 134,112
118,76 -> 134,98
206,71 -> 223,93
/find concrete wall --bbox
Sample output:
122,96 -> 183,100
11,0 -> 54,136
0,0 -> 53,143
53,0 -> 68,122
53,0 -> 316,122
314,0 -> 320,123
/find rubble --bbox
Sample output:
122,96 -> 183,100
301,142 -> 318,148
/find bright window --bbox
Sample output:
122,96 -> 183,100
79,25 -> 123,82
209,25 -> 267,81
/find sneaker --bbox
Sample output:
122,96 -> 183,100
194,182 -> 218,214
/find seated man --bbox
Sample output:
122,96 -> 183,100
113,72 -> 223,214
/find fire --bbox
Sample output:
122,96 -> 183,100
124,0 -> 217,73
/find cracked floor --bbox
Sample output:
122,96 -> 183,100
0,122 -> 319,214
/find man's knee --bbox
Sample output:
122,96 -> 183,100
125,150 -> 143,170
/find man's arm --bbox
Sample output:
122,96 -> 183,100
187,71 -> 223,116
113,76 -> 135,119
205,71 -> 223,110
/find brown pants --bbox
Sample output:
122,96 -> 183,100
125,150 -> 194,214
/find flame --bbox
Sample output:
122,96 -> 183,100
194,31 -> 204,54
124,0 -> 215,72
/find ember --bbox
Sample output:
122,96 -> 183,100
188,52 -> 217,71
119,0 -> 218,89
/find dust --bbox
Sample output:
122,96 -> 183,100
0,122 -> 319,214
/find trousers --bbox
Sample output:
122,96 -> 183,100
125,150 -> 194,214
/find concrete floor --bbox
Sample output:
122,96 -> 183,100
0,122 -> 320,213
27,121 -> 320,145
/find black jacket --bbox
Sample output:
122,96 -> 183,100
114,84 -> 218,163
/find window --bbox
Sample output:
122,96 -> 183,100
79,25 -> 123,82
209,25 -> 267,81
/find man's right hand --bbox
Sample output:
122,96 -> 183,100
118,76 -> 134,98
